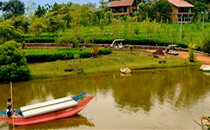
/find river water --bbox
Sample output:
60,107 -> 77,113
0,66 -> 209,129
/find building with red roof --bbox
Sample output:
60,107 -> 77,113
108,0 -> 194,23
108,0 -> 138,16
168,0 -> 194,23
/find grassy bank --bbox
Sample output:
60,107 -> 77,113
25,22 -> 210,48
29,49 -> 201,79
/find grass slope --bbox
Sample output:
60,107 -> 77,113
29,49 -> 201,79
26,22 -> 210,47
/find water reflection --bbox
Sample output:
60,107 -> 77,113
112,67 -> 210,112
0,67 -> 209,113
0,115 -> 94,130
0,66 -> 209,129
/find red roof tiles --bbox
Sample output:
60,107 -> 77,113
109,0 -> 134,7
168,0 -> 194,8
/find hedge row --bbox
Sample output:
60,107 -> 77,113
24,37 -> 55,43
25,34 -> 58,38
25,48 -> 112,63
93,39 -> 188,48
24,36 -> 188,48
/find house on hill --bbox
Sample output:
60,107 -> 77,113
109,0 -> 194,23
108,0 -> 139,16
168,0 -> 194,23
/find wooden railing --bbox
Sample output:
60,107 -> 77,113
177,17 -> 192,23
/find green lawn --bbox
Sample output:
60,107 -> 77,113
25,22 -> 210,48
29,48 -> 201,79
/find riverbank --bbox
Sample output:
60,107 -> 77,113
29,49 -> 201,79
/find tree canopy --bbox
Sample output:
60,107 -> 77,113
203,37 -> 210,55
2,0 -> 25,19
0,21 -> 24,44
0,41 -> 30,82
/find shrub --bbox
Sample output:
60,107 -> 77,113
90,46 -> 100,57
24,37 -> 55,43
202,37 -> 210,55
100,48 -> 112,55
24,48 -> 111,63
0,41 -> 31,82
0,24 -> 24,44
188,44 -> 196,62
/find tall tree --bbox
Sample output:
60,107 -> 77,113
29,17 -> 46,38
185,0 -> 209,19
0,1 -> 3,10
45,12 -> 65,35
0,41 -> 30,82
202,37 -> 210,55
0,21 -> 24,44
12,15 -> 30,33
35,5 -> 46,17
2,0 -> 25,19
154,0 -> 172,22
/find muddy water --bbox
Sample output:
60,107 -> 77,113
0,66 -> 209,129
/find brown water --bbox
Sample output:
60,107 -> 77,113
0,66 -> 210,129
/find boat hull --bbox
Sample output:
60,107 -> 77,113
120,68 -> 131,74
202,67 -> 210,72
0,96 -> 93,126
0,92 -> 86,117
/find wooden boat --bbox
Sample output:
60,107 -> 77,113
0,96 -> 93,126
200,65 -> 210,70
120,67 -> 131,74
202,67 -> 210,72
0,92 -> 86,117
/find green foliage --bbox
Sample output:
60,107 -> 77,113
2,0 -> 25,19
24,48 -> 111,63
154,0 -> 172,22
0,1 -> 209,54
138,0 -> 172,22
185,0 -> 209,19
0,41 -> 30,82
45,12 -> 65,34
57,27 -> 84,47
202,36 -> 210,54
0,1 -> 3,10
23,21 -> 210,49
188,44 -> 196,62
35,5 -> 46,17
105,11 -> 113,23
12,15 -> 30,33
25,36 -> 55,43
29,17 -> 47,38
133,23 -> 140,35
0,22 -> 24,44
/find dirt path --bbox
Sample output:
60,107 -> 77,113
178,51 -> 210,64
146,49 -> 210,64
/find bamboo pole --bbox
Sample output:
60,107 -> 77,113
10,82 -> 15,129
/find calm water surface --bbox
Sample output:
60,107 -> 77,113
0,66 -> 210,129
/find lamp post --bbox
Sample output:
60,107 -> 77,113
179,13 -> 183,42
201,11 -> 205,38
